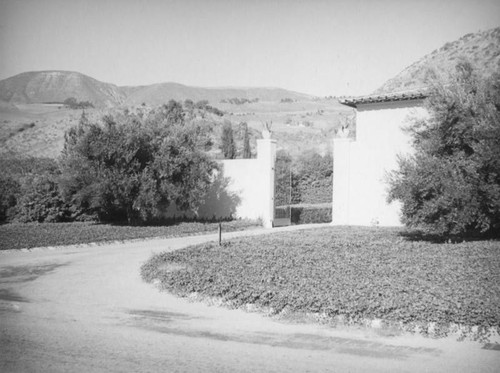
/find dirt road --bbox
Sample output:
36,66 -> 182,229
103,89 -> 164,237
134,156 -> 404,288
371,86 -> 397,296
1,226 -> 499,372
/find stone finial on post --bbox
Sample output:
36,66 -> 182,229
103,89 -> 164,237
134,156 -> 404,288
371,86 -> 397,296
261,121 -> 272,139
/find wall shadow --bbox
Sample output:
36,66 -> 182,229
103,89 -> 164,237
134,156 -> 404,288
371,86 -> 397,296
196,171 -> 241,220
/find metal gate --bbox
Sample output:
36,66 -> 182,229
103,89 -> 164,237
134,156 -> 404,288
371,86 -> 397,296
273,155 -> 292,227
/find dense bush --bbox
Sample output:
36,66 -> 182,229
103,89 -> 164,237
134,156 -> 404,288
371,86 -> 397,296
59,102 -> 218,224
291,150 -> 333,204
0,175 -> 19,222
63,97 -> 94,109
0,156 -> 75,223
191,99 -> 224,116
13,172 -> 70,223
388,62 -> 500,237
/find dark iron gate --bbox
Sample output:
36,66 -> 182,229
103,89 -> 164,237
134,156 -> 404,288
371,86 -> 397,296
273,155 -> 292,227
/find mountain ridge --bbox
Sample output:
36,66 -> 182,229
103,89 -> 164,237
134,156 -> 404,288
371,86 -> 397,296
0,71 -> 313,108
0,71 -> 125,108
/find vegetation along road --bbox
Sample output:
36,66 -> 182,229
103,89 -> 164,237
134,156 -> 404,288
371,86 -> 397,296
1,224 -> 499,372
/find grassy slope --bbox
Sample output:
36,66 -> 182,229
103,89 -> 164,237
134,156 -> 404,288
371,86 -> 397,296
0,105 -> 105,158
375,27 -> 500,94
0,220 -> 259,251
141,226 -> 500,336
218,98 -> 353,157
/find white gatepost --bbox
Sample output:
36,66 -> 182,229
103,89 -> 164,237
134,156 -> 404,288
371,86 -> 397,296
331,136 -> 353,225
257,138 -> 276,228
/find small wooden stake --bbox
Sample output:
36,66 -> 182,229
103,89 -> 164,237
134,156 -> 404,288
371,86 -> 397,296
218,222 -> 222,246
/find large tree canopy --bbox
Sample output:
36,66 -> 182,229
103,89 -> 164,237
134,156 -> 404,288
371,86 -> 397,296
388,62 -> 500,237
59,102 -> 217,224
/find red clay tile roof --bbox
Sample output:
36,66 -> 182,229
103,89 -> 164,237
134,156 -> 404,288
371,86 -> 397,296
339,90 -> 427,108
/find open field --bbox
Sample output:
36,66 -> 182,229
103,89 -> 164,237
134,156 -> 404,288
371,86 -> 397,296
0,220 -> 260,251
142,226 -> 500,339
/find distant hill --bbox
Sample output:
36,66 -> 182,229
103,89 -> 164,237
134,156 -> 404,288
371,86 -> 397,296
122,82 -> 311,106
375,27 -> 500,94
0,71 -> 125,108
0,71 -> 313,109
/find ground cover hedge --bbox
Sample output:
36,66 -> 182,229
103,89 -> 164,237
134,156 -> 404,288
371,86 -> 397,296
290,204 -> 331,224
142,226 -> 500,336
0,220 -> 259,251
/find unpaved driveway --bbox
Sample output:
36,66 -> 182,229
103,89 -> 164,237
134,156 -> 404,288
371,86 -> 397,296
1,225 -> 499,372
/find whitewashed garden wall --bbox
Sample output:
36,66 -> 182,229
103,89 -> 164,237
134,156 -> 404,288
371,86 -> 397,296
164,139 -> 277,228
332,95 -> 428,226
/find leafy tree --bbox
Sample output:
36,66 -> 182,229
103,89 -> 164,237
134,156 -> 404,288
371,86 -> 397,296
388,62 -> 500,237
59,102 -> 217,224
241,122 -> 252,158
220,120 -> 236,159
162,100 -> 185,125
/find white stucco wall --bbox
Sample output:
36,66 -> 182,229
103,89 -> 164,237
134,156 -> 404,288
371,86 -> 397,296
332,99 -> 427,226
163,139 -> 276,226
207,159 -> 265,220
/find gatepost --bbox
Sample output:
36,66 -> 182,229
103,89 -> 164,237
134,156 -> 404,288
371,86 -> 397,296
257,138 -> 276,228
331,134 -> 353,225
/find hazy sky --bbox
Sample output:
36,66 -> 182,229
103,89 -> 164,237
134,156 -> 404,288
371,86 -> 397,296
0,0 -> 499,96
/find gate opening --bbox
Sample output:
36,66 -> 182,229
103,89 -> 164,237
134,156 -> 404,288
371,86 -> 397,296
273,154 -> 292,227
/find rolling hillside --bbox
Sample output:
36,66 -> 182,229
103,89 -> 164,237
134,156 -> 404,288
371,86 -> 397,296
0,71 -> 312,109
0,71 -> 337,159
0,71 -> 125,108
375,27 -> 500,94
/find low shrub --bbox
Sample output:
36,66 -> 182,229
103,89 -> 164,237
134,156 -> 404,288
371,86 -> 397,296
0,219 -> 260,250
141,226 -> 500,334
291,205 -> 332,224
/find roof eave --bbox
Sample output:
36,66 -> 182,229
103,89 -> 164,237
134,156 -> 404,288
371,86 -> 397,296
339,91 -> 428,108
